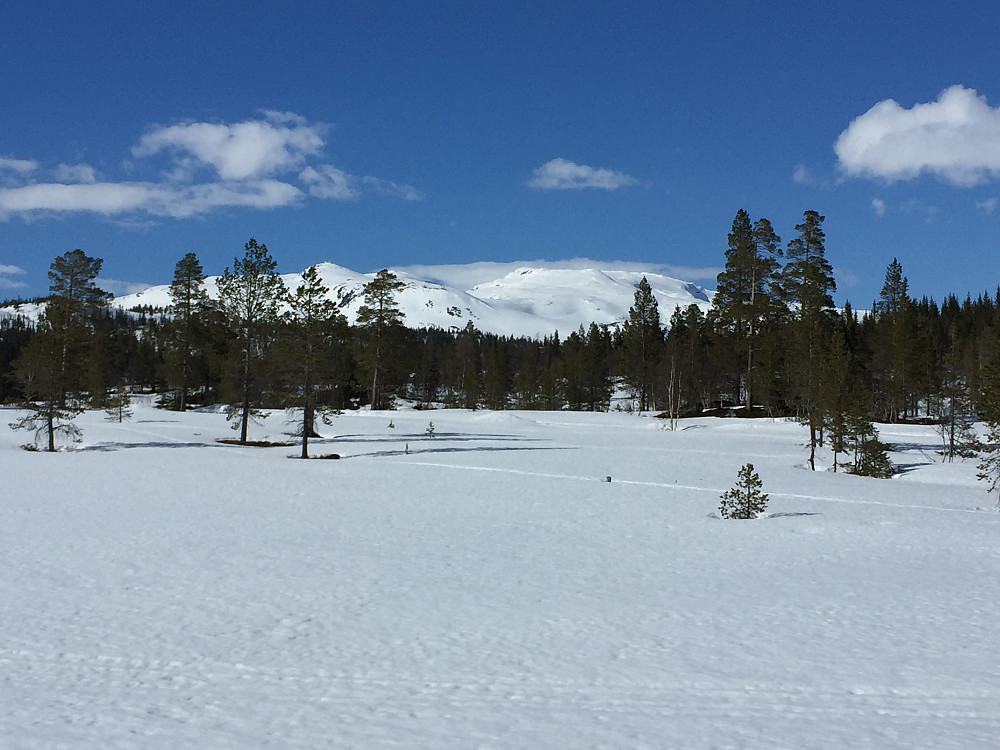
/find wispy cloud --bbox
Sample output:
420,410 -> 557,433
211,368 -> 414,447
835,85 -> 1000,186
792,164 -> 813,185
792,163 -> 831,188
0,157 -> 38,173
53,163 -> 97,183
872,198 -> 886,217
527,158 -> 637,191
97,277 -> 154,297
0,112 -> 420,220
977,197 -> 997,214
0,263 -> 27,290
0,179 -> 302,218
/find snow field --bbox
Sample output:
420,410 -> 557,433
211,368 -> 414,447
1,405 -> 998,748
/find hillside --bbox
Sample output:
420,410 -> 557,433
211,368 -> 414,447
108,261 -> 713,338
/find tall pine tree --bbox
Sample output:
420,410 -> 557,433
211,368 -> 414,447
356,269 -> 406,410
274,265 -> 348,458
163,252 -> 210,411
712,210 -> 784,409
10,250 -> 110,450
783,211 -> 837,468
216,238 -> 285,442
619,276 -> 662,411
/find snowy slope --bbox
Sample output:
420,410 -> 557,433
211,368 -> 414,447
2,404 -> 998,749
105,260 -> 713,338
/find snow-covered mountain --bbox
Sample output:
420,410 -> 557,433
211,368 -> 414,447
109,261 -> 713,339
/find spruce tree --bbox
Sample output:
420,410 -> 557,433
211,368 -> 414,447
216,238 -> 285,442
719,463 -> 769,519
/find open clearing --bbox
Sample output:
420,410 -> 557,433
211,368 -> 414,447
2,405 -> 998,748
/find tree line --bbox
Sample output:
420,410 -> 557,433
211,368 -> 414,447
4,211 -> 1000,473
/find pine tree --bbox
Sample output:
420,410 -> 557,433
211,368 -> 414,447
783,211 -> 837,467
619,276 -> 662,411
583,322 -> 614,411
845,417 -> 894,478
216,238 -> 285,442
273,265 -> 348,458
975,364 -> 1000,507
712,210 -> 784,409
871,258 -> 917,421
9,250 -> 109,451
719,463 -> 769,519
162,252 -> 210,411
8,328 -> 84,450
356,269 -> 406,410
104,383 -> 133,422
783,210 -> 836,321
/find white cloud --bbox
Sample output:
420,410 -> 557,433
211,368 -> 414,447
134,111 -> 325,180
527,158 -> 637,190
0,157 -> 37,173
0,113 -> 419,220
361,175 -> 422,201
96,277 -> 154,297
793,164 -> 813,185
872,198 -> 886,217
835,85 -> 1000,186
300,165 -> 360,200
0,263 -> 27,290
977,197 -> 997,214
0,179 -> 301,219
54,163 -> 97,183
301,165 -> 422,202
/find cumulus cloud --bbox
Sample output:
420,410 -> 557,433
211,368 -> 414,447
527,158 -> 637,190
134,111 -> 324,180
835,85 -> 1000,186
0,112 -> 420,220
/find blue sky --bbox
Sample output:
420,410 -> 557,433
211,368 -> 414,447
2,1 -> 999,309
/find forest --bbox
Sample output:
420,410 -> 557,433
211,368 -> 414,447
4,209 -> 1000,471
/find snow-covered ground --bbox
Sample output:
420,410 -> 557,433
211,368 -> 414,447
2,404 -> 998,749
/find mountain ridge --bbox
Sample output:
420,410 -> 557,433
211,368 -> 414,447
9,261 -> 715,339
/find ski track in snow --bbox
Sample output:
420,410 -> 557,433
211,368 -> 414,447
2,406 -> 998,749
